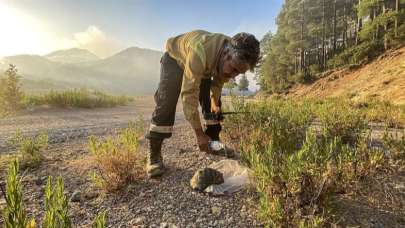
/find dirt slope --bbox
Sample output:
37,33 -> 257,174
289,46 -> 405,104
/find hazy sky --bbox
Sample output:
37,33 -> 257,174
0,0 -> 283,58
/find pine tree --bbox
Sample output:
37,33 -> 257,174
238,75 -> 249,91
0,64 -> 25,116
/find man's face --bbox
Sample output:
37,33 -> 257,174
221,54 -> 250,79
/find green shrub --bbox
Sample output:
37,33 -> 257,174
1,159 -> 109,227
89,120 -> 145,192
0,65 -> 25,116
315,99 -> 368,145
223,98 -> 389,226
9,130 -> 48,169
1,160 -> 34,228
42,176 -> 71,228
27,89 -> 131,108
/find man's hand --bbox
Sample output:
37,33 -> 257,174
211,97 -> 221,114
211,105 -> 221,114
194,128 -> 211,152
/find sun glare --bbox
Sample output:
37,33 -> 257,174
0,3 -> 58,57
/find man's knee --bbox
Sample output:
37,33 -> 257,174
146,124 -> 173,140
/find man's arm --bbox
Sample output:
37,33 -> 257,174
181,51 -> 211,151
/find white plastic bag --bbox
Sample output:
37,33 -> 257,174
204,159 -> 252,195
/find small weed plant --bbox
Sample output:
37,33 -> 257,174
1,160 -> 35,228
1,159 -> 107,227
42,176 -> 71,228
92,211 -> 107,228
89,119 -> 145,192
9,130 -> 48,169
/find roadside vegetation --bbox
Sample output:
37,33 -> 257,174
27,89 -> 132,109
0,120 -> 144,226
89,119 -> 145,192
0,64 -> 132,117
223,97 -> 404,227
1,160 -> 107,227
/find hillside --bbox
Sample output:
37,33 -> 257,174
289,46 -> 405,104
45,48 -> 100,64
0,47 -> 162,95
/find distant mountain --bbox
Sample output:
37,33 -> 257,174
45,48 -> 100,64
0,47 -> 163,95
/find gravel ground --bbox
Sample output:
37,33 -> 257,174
0,97 -> 263,227
0,97 -> 404,227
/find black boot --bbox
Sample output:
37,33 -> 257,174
204,124 -> 222,141
146,138 -> 164,178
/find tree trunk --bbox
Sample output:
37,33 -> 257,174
395,0 -> 399,37
333,0 -> 337,55
322,0 -> 326,70
383,1 -> 388,49
300,0 -> 305,73
373,6 -> 378,41
343,0 -> 348,48
356,0 -> 362,45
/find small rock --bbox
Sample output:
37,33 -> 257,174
190,168 -> 224,192
211,206 -> 221,216
35,176 -> 48,186
70,190 -> 81,202
133,216 -> 146,224
83,191 -> 99,200
160,223 -> 177,228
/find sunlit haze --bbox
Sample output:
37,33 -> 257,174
0,0 -> 282,58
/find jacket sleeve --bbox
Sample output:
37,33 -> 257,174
181,51 -> 205,130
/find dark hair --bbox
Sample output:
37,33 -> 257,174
230,33 -> 261,70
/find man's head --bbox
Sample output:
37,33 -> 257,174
220,32 -> 260,79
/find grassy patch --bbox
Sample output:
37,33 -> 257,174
353,99 -> 405,128
27,89 -> 132,109
89,119 -> 145,192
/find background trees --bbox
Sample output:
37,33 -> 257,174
259,0 -> 405,94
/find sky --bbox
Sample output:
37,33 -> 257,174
0,0 -> 283,58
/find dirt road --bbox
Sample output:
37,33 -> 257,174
0,96 -> 163,152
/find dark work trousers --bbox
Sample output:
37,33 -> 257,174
146,52 -> 222,140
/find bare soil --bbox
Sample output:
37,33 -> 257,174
289,46 -> 405,105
